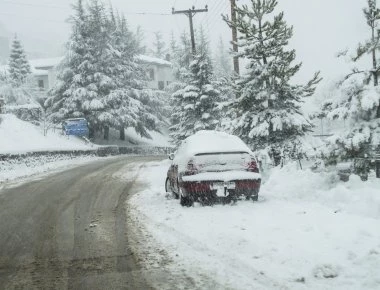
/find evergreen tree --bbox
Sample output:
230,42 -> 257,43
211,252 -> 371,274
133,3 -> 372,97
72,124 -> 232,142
319,0 -> 380,164
214,36 -> 232,78
169,29 -> 221,145
224,0 -> 320,163
151,31 -> 167,59
8,35 -> 31,87
46,0 -> 158,140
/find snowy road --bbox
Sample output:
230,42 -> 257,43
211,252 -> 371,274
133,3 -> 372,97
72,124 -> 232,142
1,157 -> 379,290
0,156 -> 163,289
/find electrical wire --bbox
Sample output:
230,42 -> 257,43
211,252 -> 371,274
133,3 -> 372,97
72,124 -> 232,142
0,12 -> 67,24
0,0 -> 69,10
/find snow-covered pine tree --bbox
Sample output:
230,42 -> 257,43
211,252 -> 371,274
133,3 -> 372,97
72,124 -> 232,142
224,0 -> 320,164
8,35 -> 31,87
319,0 -> 380,164
47,0 -> 159,140
169,28 -> 221,145
47,0 -> 97,136
214,36 -> 232,78
110,12 -> 159,139
150,31 -> 167,59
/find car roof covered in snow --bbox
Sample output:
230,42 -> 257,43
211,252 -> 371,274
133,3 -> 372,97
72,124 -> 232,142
177,130 -> 253,157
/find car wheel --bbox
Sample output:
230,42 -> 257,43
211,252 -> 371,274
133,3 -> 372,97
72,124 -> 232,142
165,177 -> 170,192
165,177 -> 179,199
200,194 -> 215,206
179,189 -> 193,207
245,190 -> 259,202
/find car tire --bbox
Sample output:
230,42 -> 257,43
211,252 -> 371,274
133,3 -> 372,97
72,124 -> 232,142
165,177 -> 179,199
180,189 -> 193,207
165,177 -> 170,192
245,190 -> 259,202
200,194 -> 215,206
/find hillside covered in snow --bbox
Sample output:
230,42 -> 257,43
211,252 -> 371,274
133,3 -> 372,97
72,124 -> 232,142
0,114 -> 93,154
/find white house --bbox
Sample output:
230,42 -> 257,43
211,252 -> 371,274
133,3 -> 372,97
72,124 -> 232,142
29,57 -> 63,91
29,55 -> 174,91
136,55 -> 173,90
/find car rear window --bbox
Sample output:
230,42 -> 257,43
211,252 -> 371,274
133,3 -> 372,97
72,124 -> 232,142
194,152 -> 251,172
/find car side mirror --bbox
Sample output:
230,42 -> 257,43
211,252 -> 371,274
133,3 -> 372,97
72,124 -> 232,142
168,153 -> 175,160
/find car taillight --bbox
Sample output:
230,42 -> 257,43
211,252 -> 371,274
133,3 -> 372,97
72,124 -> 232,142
247,159 -> 259,173
185,159 -> 198,175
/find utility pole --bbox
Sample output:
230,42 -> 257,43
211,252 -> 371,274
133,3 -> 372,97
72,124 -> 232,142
172,5 -> 208,55
230,0 -> 240,75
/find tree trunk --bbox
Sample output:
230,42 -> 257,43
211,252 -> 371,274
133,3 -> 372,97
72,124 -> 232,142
371,21 -> 378,86
103,126 -> 109,140
119,127 -> 125,140
89,127 -> 95,139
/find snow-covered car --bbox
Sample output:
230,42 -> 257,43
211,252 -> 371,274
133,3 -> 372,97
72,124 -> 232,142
165,130 -> 261,206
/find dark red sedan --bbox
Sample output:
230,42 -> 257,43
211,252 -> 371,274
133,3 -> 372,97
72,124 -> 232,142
165,131 -> 261,206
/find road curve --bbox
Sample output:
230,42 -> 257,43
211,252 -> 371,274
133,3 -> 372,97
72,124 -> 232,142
0,156 -> 162,290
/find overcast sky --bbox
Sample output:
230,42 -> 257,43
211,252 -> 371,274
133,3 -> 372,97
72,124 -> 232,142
0,0 -> 370,83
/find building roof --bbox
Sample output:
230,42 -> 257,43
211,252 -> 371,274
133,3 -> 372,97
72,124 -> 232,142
29,55 -> 172,69
0,64 -> 48,77
29,56 -> 64,69
136,55 -> 172,67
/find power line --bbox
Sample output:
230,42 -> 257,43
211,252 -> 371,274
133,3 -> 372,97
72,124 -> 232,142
0,0 -> 70,10
200,0 -> 220,24
203,1 -> 228,33
0,12 -> 67,24
0,1 -> 170,16
124,12 -> 171,16
172,6 -> 208,55
200,0 -> 225,28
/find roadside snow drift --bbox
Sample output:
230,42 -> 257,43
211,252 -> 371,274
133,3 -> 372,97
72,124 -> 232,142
129,160 -> 380,290
0,114 -> 93,154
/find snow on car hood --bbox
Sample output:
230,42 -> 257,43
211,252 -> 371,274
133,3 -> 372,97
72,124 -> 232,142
182,171 -> 261,182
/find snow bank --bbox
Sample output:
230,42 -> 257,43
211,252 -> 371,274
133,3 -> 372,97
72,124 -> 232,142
264,162 -> 380,219
0,114 -> 93,154
0,154 -> 99,184
129,160 -> 380,290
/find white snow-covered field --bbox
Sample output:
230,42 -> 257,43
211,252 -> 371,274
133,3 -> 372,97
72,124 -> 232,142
0,114 -> 94,154
129,160 -> 380,290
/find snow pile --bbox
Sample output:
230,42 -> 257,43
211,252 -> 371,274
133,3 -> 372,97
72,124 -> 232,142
0,154 -> 98,184
264,162 -> 380,219
0,114 -> 94,154
129,160 -> 380,290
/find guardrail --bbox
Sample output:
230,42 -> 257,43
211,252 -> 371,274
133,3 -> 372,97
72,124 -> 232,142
0,145 -> 173,161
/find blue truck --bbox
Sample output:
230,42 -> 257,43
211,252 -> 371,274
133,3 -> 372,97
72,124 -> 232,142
62,118 -> 89,137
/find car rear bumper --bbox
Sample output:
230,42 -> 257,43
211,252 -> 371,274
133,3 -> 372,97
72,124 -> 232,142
181,171 -> 261,182
180,179 -> 261,195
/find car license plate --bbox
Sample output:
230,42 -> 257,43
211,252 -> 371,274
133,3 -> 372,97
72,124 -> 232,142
212,182 -> 235,197
225,182 -> 235,189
